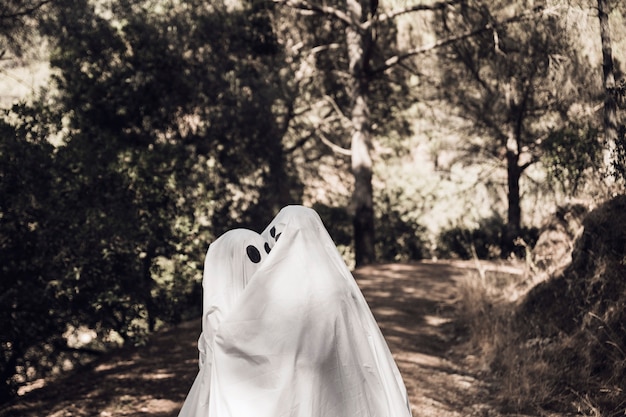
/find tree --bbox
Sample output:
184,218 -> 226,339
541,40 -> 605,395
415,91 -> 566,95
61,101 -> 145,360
0,1 -> 50,58
272,0 -> 469,265
597,0 -> 626,183
1,0 -> 295,399
436,1 -> 595,254
0,105 -> 61,402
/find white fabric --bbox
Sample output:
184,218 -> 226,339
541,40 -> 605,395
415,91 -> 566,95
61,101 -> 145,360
179,228 -> 269,417
180,206 -> 412,417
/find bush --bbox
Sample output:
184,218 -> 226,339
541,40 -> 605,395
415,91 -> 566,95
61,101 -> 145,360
374,193 -> 429,262
460,196 -> 626,416
436,216 -> 538,260
313,201 -> 429,265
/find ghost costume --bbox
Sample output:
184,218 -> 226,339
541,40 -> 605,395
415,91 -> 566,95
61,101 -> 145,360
178,228 -> 270,417
206,206 -> 413,417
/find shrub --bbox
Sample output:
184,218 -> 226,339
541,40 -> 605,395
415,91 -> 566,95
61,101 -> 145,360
460,196 -> 626,416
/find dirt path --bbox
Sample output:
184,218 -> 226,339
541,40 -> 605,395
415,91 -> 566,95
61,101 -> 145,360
0,261 -> 515,417
354,262 -> 496,417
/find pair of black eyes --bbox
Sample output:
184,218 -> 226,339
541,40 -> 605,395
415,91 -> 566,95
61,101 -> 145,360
246,226 -> 282,263
269,226 -> 281,241
246,242 -> 271,263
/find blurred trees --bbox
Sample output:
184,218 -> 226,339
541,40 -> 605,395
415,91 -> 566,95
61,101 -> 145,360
597,0 -> 626,183
435,1 -> 601,254
272,0 -> 482,266
0,1 -> 49,59
1,0 -> 296,400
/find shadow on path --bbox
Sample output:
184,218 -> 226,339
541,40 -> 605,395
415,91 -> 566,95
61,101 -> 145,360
0,261 -> 508,417
355,262 -> 491,417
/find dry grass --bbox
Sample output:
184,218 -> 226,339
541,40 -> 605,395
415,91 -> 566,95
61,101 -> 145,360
453,267 -> 557,413
454,196 -> 626,417
455,270 -> 574,414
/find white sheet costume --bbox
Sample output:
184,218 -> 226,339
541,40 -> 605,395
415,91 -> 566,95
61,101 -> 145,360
179,206 -> 412,417
178,228 -> 270,417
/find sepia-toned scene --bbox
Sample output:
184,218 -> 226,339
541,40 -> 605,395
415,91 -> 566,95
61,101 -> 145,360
1,0 -> 625,416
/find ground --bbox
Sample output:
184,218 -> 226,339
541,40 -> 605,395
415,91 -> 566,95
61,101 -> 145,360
0,261 -> 549,417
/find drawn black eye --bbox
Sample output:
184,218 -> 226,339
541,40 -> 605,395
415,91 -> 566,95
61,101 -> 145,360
275,233 -> 281,242
270,226 -> 276,238
264,242 -> 271,254
246,245 -> 261,263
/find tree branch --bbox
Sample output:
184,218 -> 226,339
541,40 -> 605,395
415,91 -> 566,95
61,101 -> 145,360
372,5 -> 545,73
318,131 -> 352,156
367,0 -> 459,29
272,0 -> 357,28
0,1 -> 52,20
285,132 -> 315,154
322,95 -> 352,126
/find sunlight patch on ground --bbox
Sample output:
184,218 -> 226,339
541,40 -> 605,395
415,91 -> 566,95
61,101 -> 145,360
368,290 -> 393,298
410,397 -> 462,417
373,306 -> 403,316
395,351 -> 446,368
141,370 -> 176,380
95,360 -> 136,372
400,285 -> 417,293
424,315 -> 452,326
16,378 -> 45,396
103,370 -> 175,381
98,397 -> 180,416
450,373 -> 477,389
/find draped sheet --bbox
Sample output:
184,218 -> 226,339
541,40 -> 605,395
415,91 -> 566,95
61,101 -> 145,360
179,206 -> 412,417
178,229 -> 269,417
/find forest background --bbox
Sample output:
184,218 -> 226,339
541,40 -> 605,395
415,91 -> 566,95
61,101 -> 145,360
1,0 -> 625,414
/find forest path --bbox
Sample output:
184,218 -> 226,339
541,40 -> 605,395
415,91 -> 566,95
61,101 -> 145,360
355,262 -> 497,417
0,261 -> 525,417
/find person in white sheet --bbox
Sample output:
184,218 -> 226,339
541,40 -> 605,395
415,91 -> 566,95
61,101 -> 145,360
178,228 -> 270,417
206,205 -> 413,417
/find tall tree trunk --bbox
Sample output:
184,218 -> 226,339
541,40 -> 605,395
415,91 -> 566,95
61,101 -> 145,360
351,95 -> 375,267
0,346 -> 21,402
597,0 -> 619,175
346,0 -> 375,267
505,150 -> 522,255
143,244 -> 156,333
504,126 -> 522,256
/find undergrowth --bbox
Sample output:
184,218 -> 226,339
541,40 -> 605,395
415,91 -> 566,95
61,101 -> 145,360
455,195 -> 626,417
457,268 -> 625,416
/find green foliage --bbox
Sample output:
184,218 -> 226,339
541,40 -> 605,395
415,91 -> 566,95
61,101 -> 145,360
312,203 -> 353,247
436,215 -> 538,260
435,1 -> 595,250
0,0 -> 296,401
0,109 -> 60,402
542,124 -> 603,194
437,216 -> 505,260
0,1 -> 47,59
375,191 -> 429,262
313,198 -> 429,265
509,195 -> 626,415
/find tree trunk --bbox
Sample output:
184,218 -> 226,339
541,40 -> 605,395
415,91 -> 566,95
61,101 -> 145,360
346,0 -> 375,267
0,346 -> 21,402
142,245 -> 156,333
597,0 -> 619,174
505,149 -> 522,255
504,125 -> 522,256
351,97 -> 375,267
